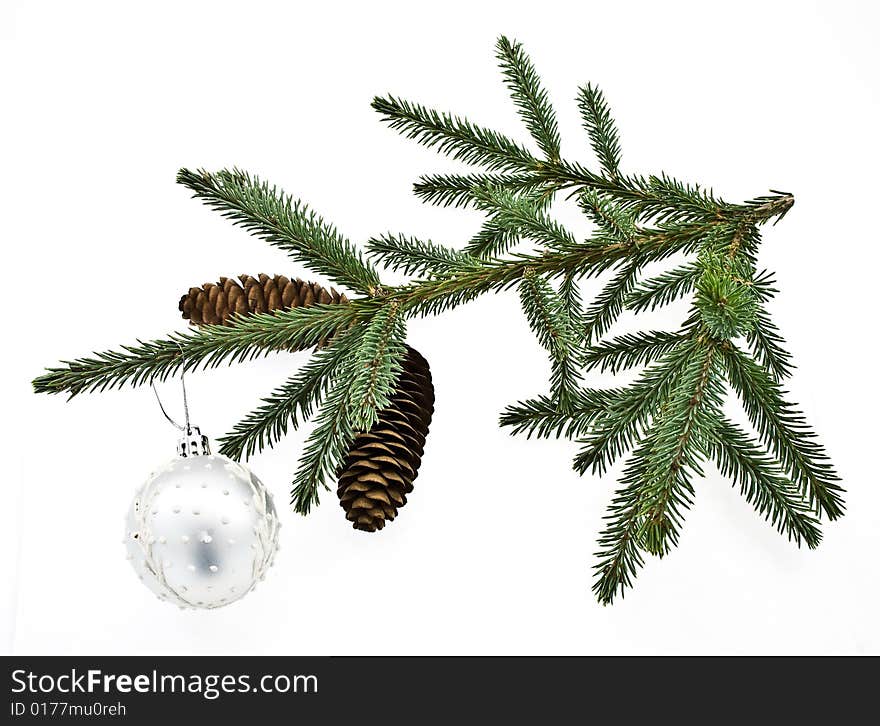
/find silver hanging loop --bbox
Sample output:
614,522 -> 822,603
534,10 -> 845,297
150,347 -> 210,457
152,381 -> 187,432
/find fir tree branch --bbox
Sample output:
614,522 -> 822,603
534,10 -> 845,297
517,272 -> 573,353
290,371 -> 357,515
592,437 -> 652,605
577,83 -> 622,177
582,261 -> 643,343
742,270 -> 792,380
176,168 -> 380,294
348,302 -> 407,431
746,303 -> 794,381
32,304 -> 361,397
749,268 -> 779,301
695,264 -> 758,339
33,36 -> 832,607
741,190 -> 795,226
367,233 -> 481,276
499,388 -> 623,439
519,269 -> 582,407
636,432 -> 697,558
389,86 -> 792,230
584,330 -> 689,374
413,172 -> 541,208
626,262 -> 701,313
558,271 -> 586,342
463,217 -> 520,258
217,326 -> 362,461
709,417 -> 822,547
574,340 -> 698,475
391,218 -> 718,318
33,226 -> 709,401
556,272 -> 588,401
636,344 -> 723,555
465,188 -> 554,259
631,173 -> 729,224
33,210 -> 735,407
496,35 -> 561,161
371,95 -> 540,172
576,191 -> 646,341
578,189 -> 637,240
529,162 -> 794,228
722,344 -> 844,520
475,187 -> 576,250
551,349 -> 582,412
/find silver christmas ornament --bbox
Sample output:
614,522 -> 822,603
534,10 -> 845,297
125,379 -> 280,609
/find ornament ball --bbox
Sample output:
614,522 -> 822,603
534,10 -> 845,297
125,445 -> 279,610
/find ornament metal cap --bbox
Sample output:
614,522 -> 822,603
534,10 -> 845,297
178,425 -> 210,457
151,353 -> 211,457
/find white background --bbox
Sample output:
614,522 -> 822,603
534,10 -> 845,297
2,0 -> 878,655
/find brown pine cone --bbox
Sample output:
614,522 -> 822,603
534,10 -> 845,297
337,345 -> 435,532
179,274 -> 348,326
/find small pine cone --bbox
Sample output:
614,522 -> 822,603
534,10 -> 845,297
337,345 -> 435,532
179,274 -> 348,326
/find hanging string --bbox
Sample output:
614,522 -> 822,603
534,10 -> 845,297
151,345 -> 191,434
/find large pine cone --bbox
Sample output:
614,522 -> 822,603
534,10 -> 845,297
337,345 -> 434,532
179,274 -> 348,326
